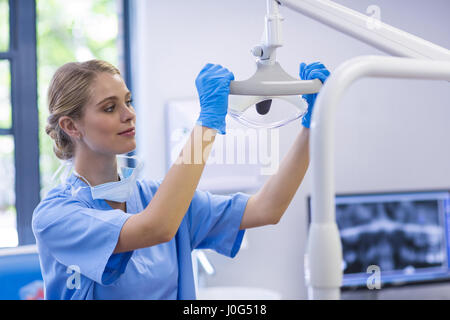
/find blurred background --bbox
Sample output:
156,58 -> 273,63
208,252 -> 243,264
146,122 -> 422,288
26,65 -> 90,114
0,0 -> 449,299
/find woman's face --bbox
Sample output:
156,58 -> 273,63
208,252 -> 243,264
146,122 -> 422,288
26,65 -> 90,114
77,72 -> 136,156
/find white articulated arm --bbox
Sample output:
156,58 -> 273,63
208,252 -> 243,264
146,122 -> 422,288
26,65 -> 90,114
306,56 -> 450,300
272,0 -> 450,300
278,0 -> 450,61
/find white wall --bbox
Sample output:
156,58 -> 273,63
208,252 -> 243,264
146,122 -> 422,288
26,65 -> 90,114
132,0 -> 450,299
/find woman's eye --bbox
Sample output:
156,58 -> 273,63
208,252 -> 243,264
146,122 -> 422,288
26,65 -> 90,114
104,105 -> 115,113
126,99 -> 133,107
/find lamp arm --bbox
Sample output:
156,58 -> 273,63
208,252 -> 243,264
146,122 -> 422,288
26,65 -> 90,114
278,0 -> 450,61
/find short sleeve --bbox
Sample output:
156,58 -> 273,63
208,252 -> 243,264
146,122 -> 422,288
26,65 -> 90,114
32,196 -> 133,285
187,190 -> 251,258
136,178 -> 251,258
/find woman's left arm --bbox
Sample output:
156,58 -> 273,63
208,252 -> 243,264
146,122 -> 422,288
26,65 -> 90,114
240,127 -> 310,229
239,61 -> 330,230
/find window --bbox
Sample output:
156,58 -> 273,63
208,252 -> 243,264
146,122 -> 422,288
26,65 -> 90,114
0,0 -> 38,247
0,0 -> 132,247
0,0 -> 8,52
38,0 -> 123,198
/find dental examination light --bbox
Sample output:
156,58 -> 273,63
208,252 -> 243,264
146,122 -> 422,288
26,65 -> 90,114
228,0 -> 450,299
228,0 -> 323,128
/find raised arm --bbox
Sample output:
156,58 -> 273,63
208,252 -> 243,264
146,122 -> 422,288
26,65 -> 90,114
240,62 -> 330,230
114,64 -> 234,253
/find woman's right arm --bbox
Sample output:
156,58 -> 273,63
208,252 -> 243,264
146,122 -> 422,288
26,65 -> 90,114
114,63 -> 234,254
114,125 -> 217,253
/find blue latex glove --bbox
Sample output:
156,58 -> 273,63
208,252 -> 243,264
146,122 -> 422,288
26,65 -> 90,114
195,63 -> 234,135
299,62 -> 330,128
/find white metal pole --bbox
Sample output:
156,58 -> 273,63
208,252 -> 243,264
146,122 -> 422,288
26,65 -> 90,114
306,55 -> 450,299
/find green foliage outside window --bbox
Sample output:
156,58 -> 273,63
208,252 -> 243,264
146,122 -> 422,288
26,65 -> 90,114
0,0 -> 120,246
37,0 -> 121,197
0,0 -> 8,52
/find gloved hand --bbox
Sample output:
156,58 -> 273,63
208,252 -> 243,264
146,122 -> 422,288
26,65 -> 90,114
299,62 -> 330,128
195,63 -> 235,135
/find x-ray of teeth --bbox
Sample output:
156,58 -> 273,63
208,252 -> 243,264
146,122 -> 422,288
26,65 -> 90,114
337,200 -> 445,275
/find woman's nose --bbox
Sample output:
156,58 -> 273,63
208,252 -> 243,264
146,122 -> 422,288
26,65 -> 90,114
121,104 -> 136,122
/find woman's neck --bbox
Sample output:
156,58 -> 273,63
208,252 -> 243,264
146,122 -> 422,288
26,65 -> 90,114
73,149 -> 118,186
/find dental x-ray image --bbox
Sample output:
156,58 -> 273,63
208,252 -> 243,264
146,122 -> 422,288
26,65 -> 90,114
336,199 -> 445,276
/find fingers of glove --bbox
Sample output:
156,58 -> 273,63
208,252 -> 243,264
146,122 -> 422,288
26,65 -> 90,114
200,64 -> 233,81
300,61 -> 323,78
299,62 -> 307,79
207,64 -> 223,73
209,66 -> 234,80
305,61 -> 323,71
196,63 -> 221,82
198,63 -> 215,76
216,67 -> 234,81
196,65 -> 234,92
215,69 -> 235,82
309,69 -> 330,83
303,63 -> 326,80
204,64 -> 231,77
204,71 -> 235,87
196,64 -> 213,87
225,70 -> 235,81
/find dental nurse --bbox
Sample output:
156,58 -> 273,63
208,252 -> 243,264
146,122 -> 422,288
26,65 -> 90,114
32,60 -> 329,300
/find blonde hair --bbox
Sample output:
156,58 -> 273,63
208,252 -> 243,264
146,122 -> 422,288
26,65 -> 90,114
46,60 -> 121,160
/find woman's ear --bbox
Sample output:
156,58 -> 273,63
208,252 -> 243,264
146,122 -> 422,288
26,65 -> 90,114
59,116 -> 81,139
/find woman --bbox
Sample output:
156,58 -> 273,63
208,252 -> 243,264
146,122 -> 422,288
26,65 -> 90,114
32,59 -> 329,300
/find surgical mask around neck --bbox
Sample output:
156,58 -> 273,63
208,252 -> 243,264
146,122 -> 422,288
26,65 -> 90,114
51,159 -> 74,185
73,155 -> 144,203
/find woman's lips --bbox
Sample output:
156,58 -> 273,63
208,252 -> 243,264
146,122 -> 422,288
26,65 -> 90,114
118,128 -> 135,137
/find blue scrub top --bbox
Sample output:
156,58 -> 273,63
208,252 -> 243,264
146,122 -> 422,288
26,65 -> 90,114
32,173 -> 250,300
